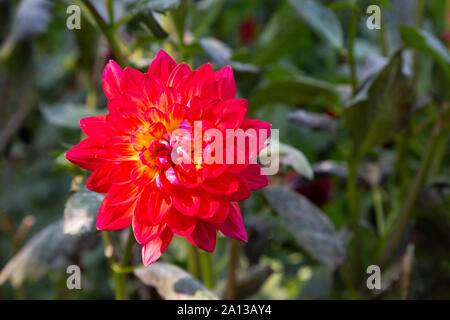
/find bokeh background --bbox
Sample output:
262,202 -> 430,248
0,0 -> 449,300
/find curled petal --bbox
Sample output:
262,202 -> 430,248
186,220 -> 216,252
217,202 -> 247,242
132,215 -> 166,244
142,227 -> 173,266
86,165 -> 113,193
167,63 -> 192,87
102,60 -> 123,100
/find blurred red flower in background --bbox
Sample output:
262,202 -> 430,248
66,50 -> 271,266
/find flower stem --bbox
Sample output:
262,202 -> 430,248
225,239 -> 240,300
101,229 -> 134,300
378,112 -> 445,266
347,155 -> 362,280
199,251 -> 214,289
187,242 -> 201,279
348,2 -> 358,96
76,0 -> 125,66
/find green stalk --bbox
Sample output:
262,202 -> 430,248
347,156 -> 362,280
372,186 -> 386,236
187,242 -> 201,279
101,231 -> 125,300
200,251 -> 214,289
77,0 -> 125,66
379,114 -> 445,266
348,3 -> 358,96
225,239 -> 240,300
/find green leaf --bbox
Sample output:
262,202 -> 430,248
0,220 -> 98,287
263,186 -> 346,268
344,50 -> 413,157
132,11 -> 169,39
289,0 -> 344,50
400,26 -> 450,79
63,186 -> 104,235
128,0 -> 181,13
134,262 -> 218,300
250,75 -> 340,109
41,103 -> 104,129
275,142 -> 314,179
192,0 -> 225,37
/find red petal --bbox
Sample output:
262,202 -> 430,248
122,67 -> 144,93
147,50 -> 177,83
167,63 -> 192,87
86,165 -> 112,193
218,98 -> 248,129
96,197 -> 135,230
104,136 -> 138,159
136,187 -> 172,224
107,183 -> 141,206
171,186 -> 200,216
79,114 -> 110,143
156,87 -> 182,109
102,60 -> 123,100
131,165 -> 157,187
65,138 -> 103,171
132,215 -> 166,244
141,74 -> 164,107
227,177 -> 251,201
205,201 -> 229,224
196,189 -> 220,219
241,164 -> 268,191
186,220 -> 216,252
145,107 -> 169,125
108,163 -> 134,185
201,170 -> 239,195
166,208 -> 196,236
165,103 -> 188,131
217,202 -> 247,242
215,66 -> 236,99
141,227 -> 173,266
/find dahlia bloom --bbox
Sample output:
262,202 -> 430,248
66,50 -> 271,266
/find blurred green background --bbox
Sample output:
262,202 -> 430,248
0,0 -> 449,300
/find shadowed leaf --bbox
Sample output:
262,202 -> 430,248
344,50 -> 413,157
263,186 -> 345,268
0,220 -> 99,287
289,0 -> 344,50
64,186 -> 104,235
134,262 -> 218,300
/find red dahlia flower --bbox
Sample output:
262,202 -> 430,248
66,50 -> 271,266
